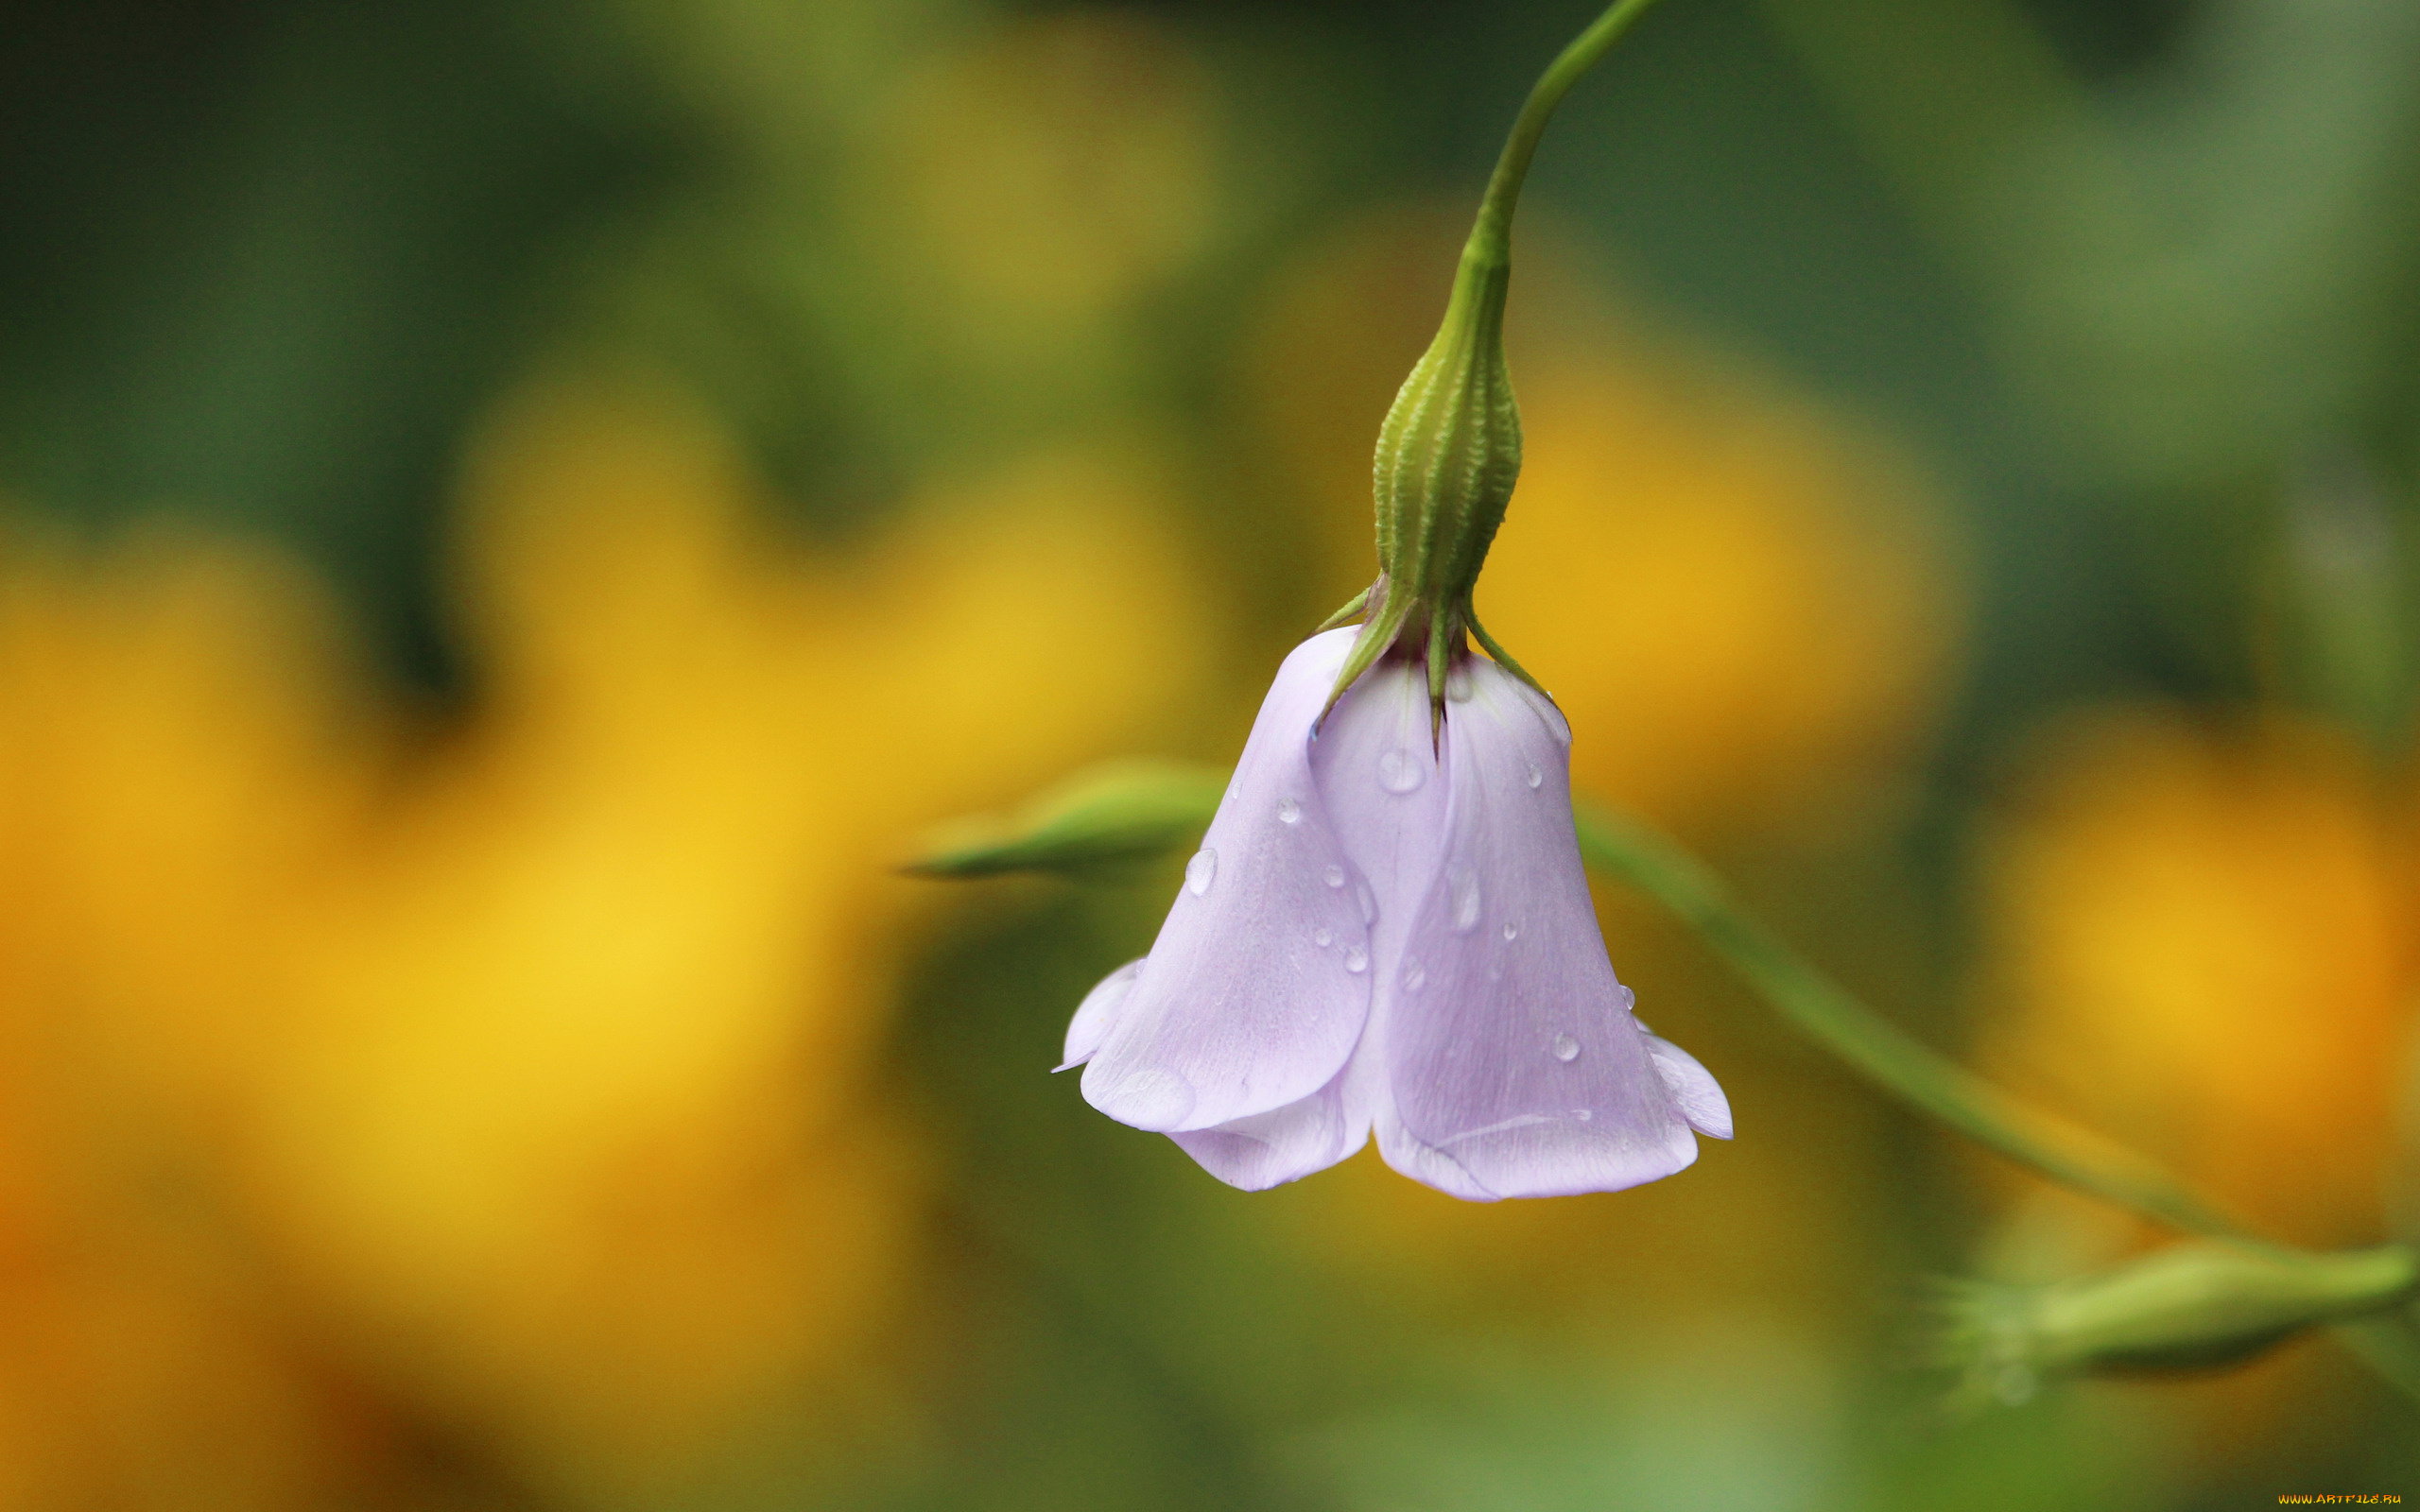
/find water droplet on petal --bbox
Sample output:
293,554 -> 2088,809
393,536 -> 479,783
1550,1034 -> 1581,1063
1573,1108 -> 1593,1123
1449,867 -> 1482,933
1312,926 -> 1333,948
1323,864 -> 1346,889
1355,877 -> 1378,924
1500,920 -> 1520,941
1184,848 -> 1217,896
1376,747 -> 1426,794
1277,797 -> 1301,825
1524,763 -> 1544,790
1343,946 -> 1369,973
1402,959 -> 1426,992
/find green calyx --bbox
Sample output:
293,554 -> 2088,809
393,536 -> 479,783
1321,0 -> 1669,724
1350,249 -> 1524,723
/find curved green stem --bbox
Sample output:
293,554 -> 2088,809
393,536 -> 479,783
1571,800 -> 2420,1403
1466,0 -> 1671,268
1570,802 -> 2235,1235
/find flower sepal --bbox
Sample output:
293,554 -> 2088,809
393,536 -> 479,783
1323,244 -> 1540,729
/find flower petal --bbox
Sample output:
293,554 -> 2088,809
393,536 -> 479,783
1278,656 -> 1464,1190
1169,1072 -> 1368,1191
1383,659 -> 1702,1198
1083,628 -> 1375,1132
1058,956 -> 1146,1071
1644,1033 -> 1733,1139
1373,1101 -> 1501,1201
1309,658 -> 1450,956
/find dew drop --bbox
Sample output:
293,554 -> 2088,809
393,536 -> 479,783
1312,926 -> 1333,948
1322,864 -> 1346,889
1277,797 -> 1302,825
1376,747 -> 1426,794
1500,920 -> 1520,942
1449,867 -> 1482,934
1550,1034 -> 1581,1063
1355,877 -> 1378,924
1402,959 -> 1426,992
1343,945 -> 1369,974
1184,848 -> 1217,897
1573,1108 -> 1594,1123
1524,763 -> 1544,790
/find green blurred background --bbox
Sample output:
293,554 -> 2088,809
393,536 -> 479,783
1,0 -> 2416,1506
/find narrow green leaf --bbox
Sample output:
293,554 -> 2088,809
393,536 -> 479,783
905,761 -> 1225,879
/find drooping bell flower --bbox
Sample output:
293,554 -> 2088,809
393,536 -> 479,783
1063,627 -> 1729,1196
1062,0 -> 1729,1197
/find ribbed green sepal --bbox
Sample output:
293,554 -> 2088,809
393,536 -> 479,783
1374,252 -> 1522,618
1325,251 -> 1524,723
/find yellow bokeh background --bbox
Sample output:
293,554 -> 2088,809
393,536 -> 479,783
0,370 -> 1212,1503
2,0 -> 2416,1503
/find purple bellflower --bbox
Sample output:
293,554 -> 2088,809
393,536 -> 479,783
1062,627 -> 1730,1197
1062,0 -> 1731,1198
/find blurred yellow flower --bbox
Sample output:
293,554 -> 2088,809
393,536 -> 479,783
0,530 -> 396,1507
0,373 -> 1205,1505
1975,708 -> 2411,1250
1481,362 -> 1953,836
867,9 -> 1220,353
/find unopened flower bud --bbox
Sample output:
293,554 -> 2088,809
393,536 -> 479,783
905,760 -> 1224,877
1361,249 -> 1520,662
1931,1241 -> 2418,1405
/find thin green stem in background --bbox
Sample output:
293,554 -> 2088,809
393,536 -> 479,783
908,763 -> 2420,1400
1570,802 -> 2231,1236
1570,799 -> 2420,1404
